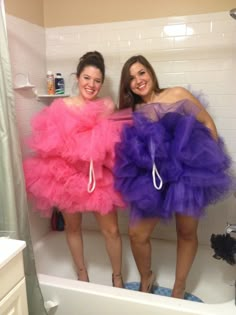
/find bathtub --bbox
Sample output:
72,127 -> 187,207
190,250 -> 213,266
34,230 -> 235,315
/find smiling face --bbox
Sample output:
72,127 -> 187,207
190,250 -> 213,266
77,65 -> 103,101
129,62 -> 155,103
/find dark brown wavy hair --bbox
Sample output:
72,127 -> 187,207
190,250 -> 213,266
118,55 -> 164,110
76,51 -> 105,83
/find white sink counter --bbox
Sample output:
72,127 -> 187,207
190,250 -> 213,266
0,238 -> 26,269
0,237 -> 28,314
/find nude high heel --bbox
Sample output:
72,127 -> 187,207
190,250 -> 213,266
112,273 -> 124,288
171,287 -> 186,299
139,271 -> 156,293
171,280 -> 186,299
78,268 -> 89,282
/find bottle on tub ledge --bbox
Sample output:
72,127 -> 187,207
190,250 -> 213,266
46,70 -> 55,95
55,73 -> 65,95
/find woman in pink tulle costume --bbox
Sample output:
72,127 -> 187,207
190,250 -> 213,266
114,55 -> 235,297
24,51 -> 129,287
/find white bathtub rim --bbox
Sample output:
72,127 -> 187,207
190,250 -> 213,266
38,273 -> 235,315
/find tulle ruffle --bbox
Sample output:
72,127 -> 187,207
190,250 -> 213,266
24,98 -> 131,216
114,111 -> 234,222
24,156 -> 125,217
27,99 -> 115,162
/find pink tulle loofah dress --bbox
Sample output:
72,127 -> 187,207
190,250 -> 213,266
23,97 -> 131,217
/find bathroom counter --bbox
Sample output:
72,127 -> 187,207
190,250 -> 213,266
0,238 -> 28,314
0,238 -> 26,268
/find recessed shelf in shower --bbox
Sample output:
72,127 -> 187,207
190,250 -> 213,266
13,73 -> 35,90
36,94 -> 70,102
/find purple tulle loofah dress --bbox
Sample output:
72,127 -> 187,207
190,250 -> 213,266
114,99 -> 235,222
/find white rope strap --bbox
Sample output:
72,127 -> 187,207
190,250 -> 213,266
87,159 -> 96,193
152,162 -> 163,190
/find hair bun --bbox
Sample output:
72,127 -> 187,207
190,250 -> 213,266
76,51 -> 105,82
80,51 -> 104,65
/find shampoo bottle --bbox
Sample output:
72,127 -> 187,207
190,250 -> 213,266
55,73 -> 65,95
46,71 -> 55,95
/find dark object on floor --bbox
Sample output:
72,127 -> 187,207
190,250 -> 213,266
51,207 -> 65,231
210,233 -> 236,265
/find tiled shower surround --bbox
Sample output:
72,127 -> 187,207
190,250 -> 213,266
6,11 -> 236,243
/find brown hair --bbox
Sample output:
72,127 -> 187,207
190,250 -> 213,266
118,55 -> 163,110
76,51 -> 105,83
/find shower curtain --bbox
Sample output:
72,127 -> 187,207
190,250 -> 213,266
0,1 -> 47,314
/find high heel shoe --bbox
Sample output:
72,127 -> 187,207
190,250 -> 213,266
139,271 -> 156,293
112,273 -> 124,288
78,268 -> 89,282
171,287 -> 185,299
171,280 -> 186,299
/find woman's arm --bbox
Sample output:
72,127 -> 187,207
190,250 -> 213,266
196,108 -> 218,140
173,87 -> 218,140
103,96 -> 116,113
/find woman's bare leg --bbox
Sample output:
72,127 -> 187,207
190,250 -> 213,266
94,211 -> 123,288
62,212 -> 88,281
129,218 -> 159,292
172,214 -> 199,298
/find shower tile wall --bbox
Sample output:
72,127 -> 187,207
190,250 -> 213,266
6,11 -> 236,245
45,11 -> 236,159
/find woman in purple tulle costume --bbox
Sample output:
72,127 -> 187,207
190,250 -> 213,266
114,55 -> 234,297
24,51 -> 125,287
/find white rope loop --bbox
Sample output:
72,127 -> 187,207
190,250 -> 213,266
152,162 -> 163,190
87,159 -> 96,193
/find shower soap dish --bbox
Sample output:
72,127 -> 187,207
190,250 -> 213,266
14,73 -> 35,90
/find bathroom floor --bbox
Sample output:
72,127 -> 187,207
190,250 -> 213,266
34,229 -> 235,304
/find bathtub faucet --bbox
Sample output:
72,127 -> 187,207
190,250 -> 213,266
225,223 -> 236,234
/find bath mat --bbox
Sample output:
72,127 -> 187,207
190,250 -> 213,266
125,282 -> 203,303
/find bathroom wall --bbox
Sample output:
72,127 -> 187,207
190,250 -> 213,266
5,0 -> 236,26
5,0 -> 44,26
43,0 -> 236,27
46,12 -> 236,159
5,2 -> 236,244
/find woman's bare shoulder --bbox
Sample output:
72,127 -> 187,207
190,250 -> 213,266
63,96 -> 78,105
167,86 -> 190,98
157,87 -> 189,103
102,96 -> 116,112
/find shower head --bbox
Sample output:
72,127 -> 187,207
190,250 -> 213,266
229,8 -> 236,20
